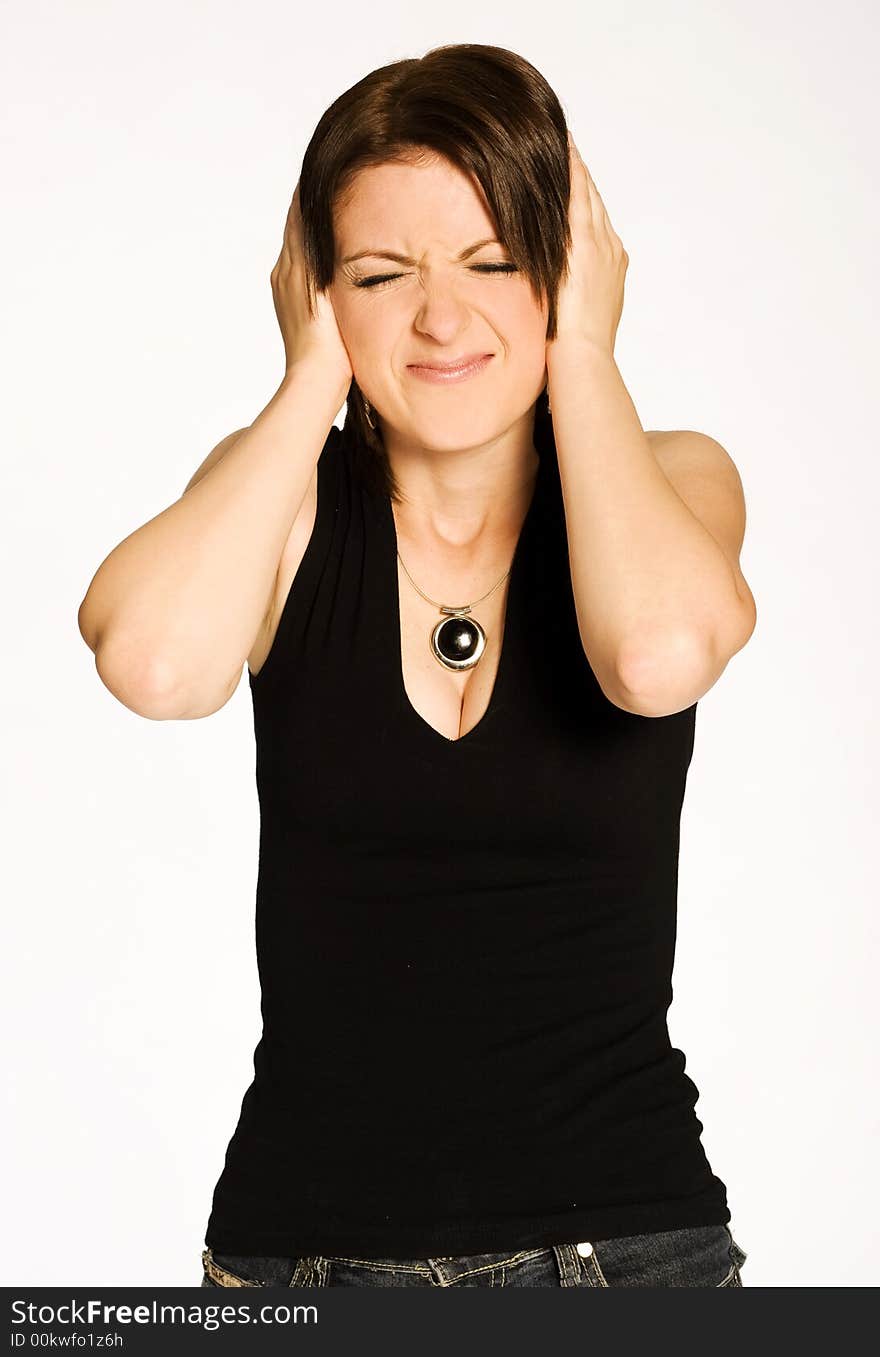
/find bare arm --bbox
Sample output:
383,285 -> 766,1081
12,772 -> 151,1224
547,343 -> 756,716
79,175 -> 353,719
78,361 -> 349,720
545,137 -> 756,717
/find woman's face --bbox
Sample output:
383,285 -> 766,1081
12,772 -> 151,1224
328,151 -> 550,452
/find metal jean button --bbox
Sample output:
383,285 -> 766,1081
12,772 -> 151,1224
576,1241 -> 594,1257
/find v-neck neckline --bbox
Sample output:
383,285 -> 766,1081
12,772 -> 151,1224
381,446 -> 546,748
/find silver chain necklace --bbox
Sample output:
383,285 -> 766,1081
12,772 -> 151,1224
395,542 -> 512,673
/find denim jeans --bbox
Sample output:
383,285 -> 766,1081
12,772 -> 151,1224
200,1224 -> 747,1287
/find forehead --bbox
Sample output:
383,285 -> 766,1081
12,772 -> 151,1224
334,155 -> 496,248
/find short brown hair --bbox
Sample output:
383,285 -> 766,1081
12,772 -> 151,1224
297,43 -> 571,499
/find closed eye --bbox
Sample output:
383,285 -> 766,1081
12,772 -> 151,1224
354,263 -> 519,289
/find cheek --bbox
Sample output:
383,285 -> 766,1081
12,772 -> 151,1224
492,291 -> 547,348
333,290 -> 395,339
326,287 -> 357,337
327,300 -> 382,370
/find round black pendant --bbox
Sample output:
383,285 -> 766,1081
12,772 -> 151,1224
430,613 -> 486,671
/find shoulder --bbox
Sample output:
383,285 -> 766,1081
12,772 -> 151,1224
181,427 -> 249,496
645,428 -> 746,495
645,427 -> 743,476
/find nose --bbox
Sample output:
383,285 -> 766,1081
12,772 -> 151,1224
413,278 -> 472,346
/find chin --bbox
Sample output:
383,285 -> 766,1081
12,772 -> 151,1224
406,412 -> 503,452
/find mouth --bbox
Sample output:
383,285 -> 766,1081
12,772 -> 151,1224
406,353 -> 494,384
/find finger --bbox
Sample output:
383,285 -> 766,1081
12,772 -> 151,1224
568,137 -> 623,249
282,194 -> 295,239
568,135 -> 592,205
595,191 -> 622,250
566,137 -> 593,231
281,182 -> 302,248
603,205 -> 623,250
581,165 -> 616,244
567,133 -> 584,184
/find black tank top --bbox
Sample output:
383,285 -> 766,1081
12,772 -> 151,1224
204,403 -> 731,1257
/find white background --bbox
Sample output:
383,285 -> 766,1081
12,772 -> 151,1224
3,0 -> 877,1287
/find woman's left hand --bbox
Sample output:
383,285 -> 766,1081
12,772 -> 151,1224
549,131 -> 629,360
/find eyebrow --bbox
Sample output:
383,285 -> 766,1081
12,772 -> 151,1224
340,238 -> 503,266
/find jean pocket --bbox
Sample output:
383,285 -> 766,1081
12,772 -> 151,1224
201,1246 -> 306,1287
577,1224 -> 747,1288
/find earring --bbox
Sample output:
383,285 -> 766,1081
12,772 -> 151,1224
545,386 -> 551,412
364,398 -> 375,430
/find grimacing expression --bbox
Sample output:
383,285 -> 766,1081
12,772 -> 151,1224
328,152 -> 550,452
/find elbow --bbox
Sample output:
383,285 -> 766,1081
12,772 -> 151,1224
611,601 -> 757,717
731,585 -> 758,655
77,590 -> 181,716
77,594 -> 102,655
611,628 -> 710,717
93,634 -> 239,719
93,635 -> 190,720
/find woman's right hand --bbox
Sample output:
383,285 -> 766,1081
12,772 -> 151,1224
270,181 -> 353,388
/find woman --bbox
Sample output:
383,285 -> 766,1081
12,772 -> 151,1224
79,44 -> 755,1288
